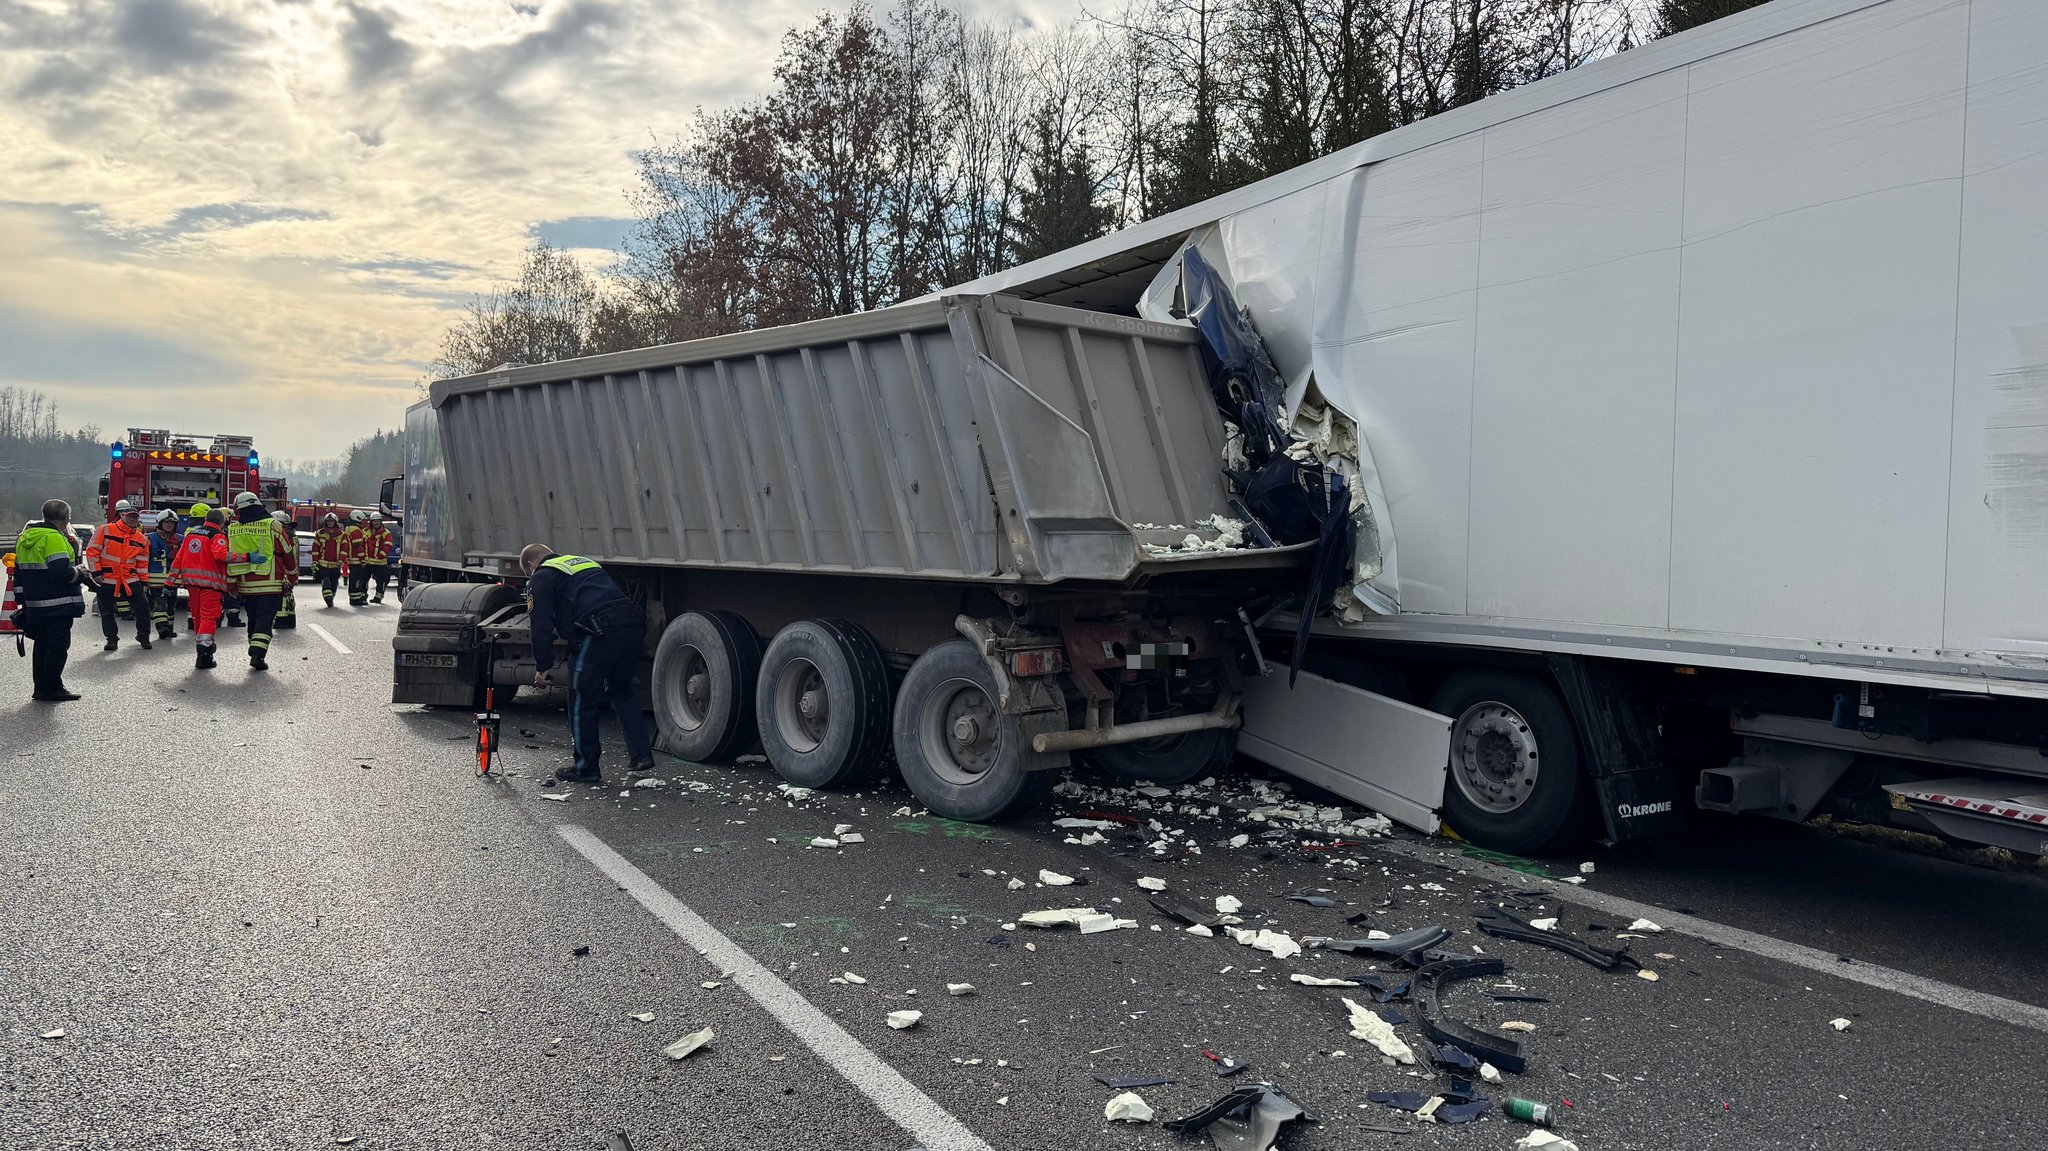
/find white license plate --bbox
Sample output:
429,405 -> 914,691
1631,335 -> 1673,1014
398,653 -> 458,668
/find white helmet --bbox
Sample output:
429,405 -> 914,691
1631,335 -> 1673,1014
350,509 -> 368,522
234,491 -> 262,509
113,499 -> 136,514
271,510 -> 290,523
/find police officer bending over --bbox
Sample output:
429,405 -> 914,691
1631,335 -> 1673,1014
520,544 -> 655,784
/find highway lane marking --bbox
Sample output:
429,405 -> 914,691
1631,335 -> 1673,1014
1370,837 -> 2048,1035
306,623 -> 352,654
556,825 -> 995,1151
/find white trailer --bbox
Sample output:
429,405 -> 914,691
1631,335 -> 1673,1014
948,0 -> 2048,853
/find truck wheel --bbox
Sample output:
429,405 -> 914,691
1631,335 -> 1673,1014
893,639 -> 1054,822
1095,728 -> 1238,787
653,610 -> 762,764
1429,670 -> 1584,853
756,619 -> 892,788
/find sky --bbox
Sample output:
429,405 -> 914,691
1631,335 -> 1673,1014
0,0 -> 1082,461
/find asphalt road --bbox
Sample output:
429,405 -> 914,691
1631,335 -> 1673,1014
4,598 -> 2046,1151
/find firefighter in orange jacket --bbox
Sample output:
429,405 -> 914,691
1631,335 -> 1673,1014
364,514 -> 394,603
171,506 -> 232,669
84,499 -> 152,651
312,513 -> 345,607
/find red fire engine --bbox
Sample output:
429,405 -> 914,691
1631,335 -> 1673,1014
99,429 -> 285,517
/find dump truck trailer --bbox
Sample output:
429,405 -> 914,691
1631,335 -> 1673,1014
392,295 -> 1351,821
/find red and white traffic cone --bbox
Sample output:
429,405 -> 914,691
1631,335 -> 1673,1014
0,567 -> 21,636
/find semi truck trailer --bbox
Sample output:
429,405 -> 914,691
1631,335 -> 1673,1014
396,0 -> 2048,856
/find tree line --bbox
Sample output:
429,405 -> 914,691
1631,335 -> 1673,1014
0,387 -> 107,532
429,0 -> 1765,377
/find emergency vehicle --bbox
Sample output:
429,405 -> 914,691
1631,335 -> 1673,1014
99,430 -> 281,517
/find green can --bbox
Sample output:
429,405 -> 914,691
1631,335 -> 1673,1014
1505,1098 -> 1556,1126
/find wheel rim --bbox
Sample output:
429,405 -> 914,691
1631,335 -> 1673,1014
919,676 -> 999,786
671,644 -> 710,733
772,657 -> 829,754
1450,701 -> 1540,814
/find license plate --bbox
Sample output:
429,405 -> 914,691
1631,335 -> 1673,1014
398,653 -> 458,668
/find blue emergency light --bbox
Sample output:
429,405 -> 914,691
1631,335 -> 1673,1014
247,451 -> 260,470
111,440 -> 124,460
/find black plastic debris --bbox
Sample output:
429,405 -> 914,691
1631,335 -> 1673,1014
1095,1074 -> 1176,1089
1359,975 -> 1387,993
1150,895 -> 1218,929
1416,958 -> 1528,1075
1477,908 -> 1639,972
1365,1091 -> 1430,1112
1377,1006 -> 1410,1026
1357,1123 -> 1413,1135
1166,1083 -> 1313,1151
572,945 -> 591,958
986,934 -> 1011,948
1374,979 -> 1411,1004
1423,1041 -> 1479,1071
1442,1076 -> 1481,1104
1285,895 -> 1336,908
1398,947 -> 1470,970
1345,912 -> 1375,927
1436,1100 -> 1491,1124
1204,1050 -> 1252,1077
602,1134 -> 635,1151
1308,925 -> 1451,958
1489,993 -> 1550,1004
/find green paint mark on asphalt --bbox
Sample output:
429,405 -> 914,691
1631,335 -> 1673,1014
729,916 -> 865,951
1460,843 -> 1556,878
891,818 -> 1004,841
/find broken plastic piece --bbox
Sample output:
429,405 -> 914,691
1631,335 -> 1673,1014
1039,870 -> 1076,886
1164,1084 -> 1311,1151
663,1027 -> 714,1060
1104,1092 -> 1155,1123
1415,958 -> 1527,1075
1500,1021 -> 1537,1032
1187,924 -> 1214,937
1529,918 -> 1558,932
947,983 -> 976,996
1480,1062 -> 1503,1083
1636,969 -> 1660,982
1830,1017 -> 1853,1032
1374,979 -> 1411,1004
1203,1050 -> 1251,1077
1215,895 -> 1243,914
841,972 -> 868,985
1305,925 -> 1451,958
1489,993 -> 1550,1004
1342,997 -> 1416,1064
1007,877 -> 1026,890
1515,1133 -> 1580,1151
1377,1005 -> 1410,1026
1435,1100 -> 1491,1124
886,1010 -> 923,1030
1476,908 -> 1638,971
1627,918 -> 1663,933
1137,877 -> 1168,891
1249,929 -> 1301,960
1285,894 -> 1336,907
39,1028 -> 65,1040
1018,907 -> 1100,929
1365,1091 -> 1430,1112
1423,1041 -> 1478,1071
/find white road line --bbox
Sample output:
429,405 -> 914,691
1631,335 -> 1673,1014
306,623 -> 352,654
1368,837 -> 2048,1035
556,825 -> 995,1151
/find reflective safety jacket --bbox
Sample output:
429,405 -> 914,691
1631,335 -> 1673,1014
170,523 -> 232,593
227,510 -> 295,595
85,519 -> 149,594
526,554 -> 638,675
12,521 -> 87,619
313,525 -> 345,568
341,523 -> 370,565
148,526 -> 184,586
362,521 -> 393,566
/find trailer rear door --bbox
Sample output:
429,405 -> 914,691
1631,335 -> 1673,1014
1238,671 -> 1449,833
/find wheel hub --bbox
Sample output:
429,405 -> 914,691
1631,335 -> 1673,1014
799,688 -> 825,722
685,672 -> 708,708
952,714 -> 982,745
1450,702 -> 1540,815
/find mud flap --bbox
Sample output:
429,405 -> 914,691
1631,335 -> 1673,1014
1546,654 -> 1684,843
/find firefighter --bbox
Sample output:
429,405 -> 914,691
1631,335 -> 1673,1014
342,510 -> 372,607
14,498 -> 91,700
84,499 -> 152,651
312,512 -> 345,607
271,509 -> 298,629
171,507 -> 231,670
226,491 -> 295,670
519,543 -> 654,784
364,513 -> 394,603
147,510 -> 184,639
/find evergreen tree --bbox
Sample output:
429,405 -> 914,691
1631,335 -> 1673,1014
1012,115 -> 1118,263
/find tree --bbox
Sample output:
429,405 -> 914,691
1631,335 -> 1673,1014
430,241 -> 602,378
1012,113 -> 1118,263
1658,0 -> 1771,37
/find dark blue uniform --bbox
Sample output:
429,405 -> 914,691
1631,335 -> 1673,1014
528,554 -> 652,779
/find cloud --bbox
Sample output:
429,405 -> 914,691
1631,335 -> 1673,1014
532,215 -> 634,252
340,1 -> 414,83
0,302 -> 248,389
113,0 -> 255,74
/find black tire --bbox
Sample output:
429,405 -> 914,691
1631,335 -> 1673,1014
652,610 -> 763,764
892,639 -> 1055,822
1429,670 -> 1586,853
1095,727 -> 1239,787
756,619 -> 892,788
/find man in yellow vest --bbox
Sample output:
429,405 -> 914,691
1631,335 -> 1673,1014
225,491 -> 296,670
520,543 -> 654,783
12,498 -> 92,700
83,499 -> 152,651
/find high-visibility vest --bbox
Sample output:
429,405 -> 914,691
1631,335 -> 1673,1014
542,555 -> 601,577
13,523 -> 86,617
226,518 -> 274,578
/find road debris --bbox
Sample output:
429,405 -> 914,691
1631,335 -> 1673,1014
1637,969 -> 1661,982
947,983 -> 976,996
1285,894 -> 1336,907
1104,1092 -> 1156,1123
1247,928 -> 1301,959
1054,817 -> 1117,830
1830,1017 -> 1853,1032
1304,924 -> 1451,960
1214,895 -> 1244,914
1289,974 -> 1362,987
1416,958 -> 1528,1074
1367,1091 -> 1430,1111
632,778 -> 667,789
809,837 -> 840,849
1477,907 -> 1638,971
1095,1074 -> 1175,1089
1343,997 -> 1417,1064
839,832 -> 866,844
1505,1097 -> 1557,1126
1578,862 -> 1596,874
886,1010 -> 923,1030
1203,1050 -> 1251,1076
1137,876 -> 1168,891
1515,1132 -> 1580,1151
1187,924 -> 1214,937
631,1012 -> 656,1022
539,793 -> 570,802
1481,1062 -> 1503,1083
39,1028 -> 65,1040
1039,870 -> 1077,886
1627,918 -> 1664,933
1529,918 -> 1558,932
662,1027 -> 714,1060
1500,1021 -> 1538,1032
1165,1084 -> 1310,1151
834,972 -> 868,985
1423,1041 -> 1478,1071
1007,878 -> 1027,890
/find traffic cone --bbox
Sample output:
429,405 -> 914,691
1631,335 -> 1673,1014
0,564 -> 20,636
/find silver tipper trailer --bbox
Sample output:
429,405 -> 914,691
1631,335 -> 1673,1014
392,294 -> 1329,820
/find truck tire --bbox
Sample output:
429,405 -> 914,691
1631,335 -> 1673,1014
1095,728 -> 1239,787
1429,670 -> 1584,853
653,610 -> 762,764
756,619 -> 892,788
892,639 -> 1054,822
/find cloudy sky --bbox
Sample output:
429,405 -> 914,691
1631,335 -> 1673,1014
0,0 -> 1080,461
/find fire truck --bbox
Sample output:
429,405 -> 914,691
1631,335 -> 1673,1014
98,429 -> 283,519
